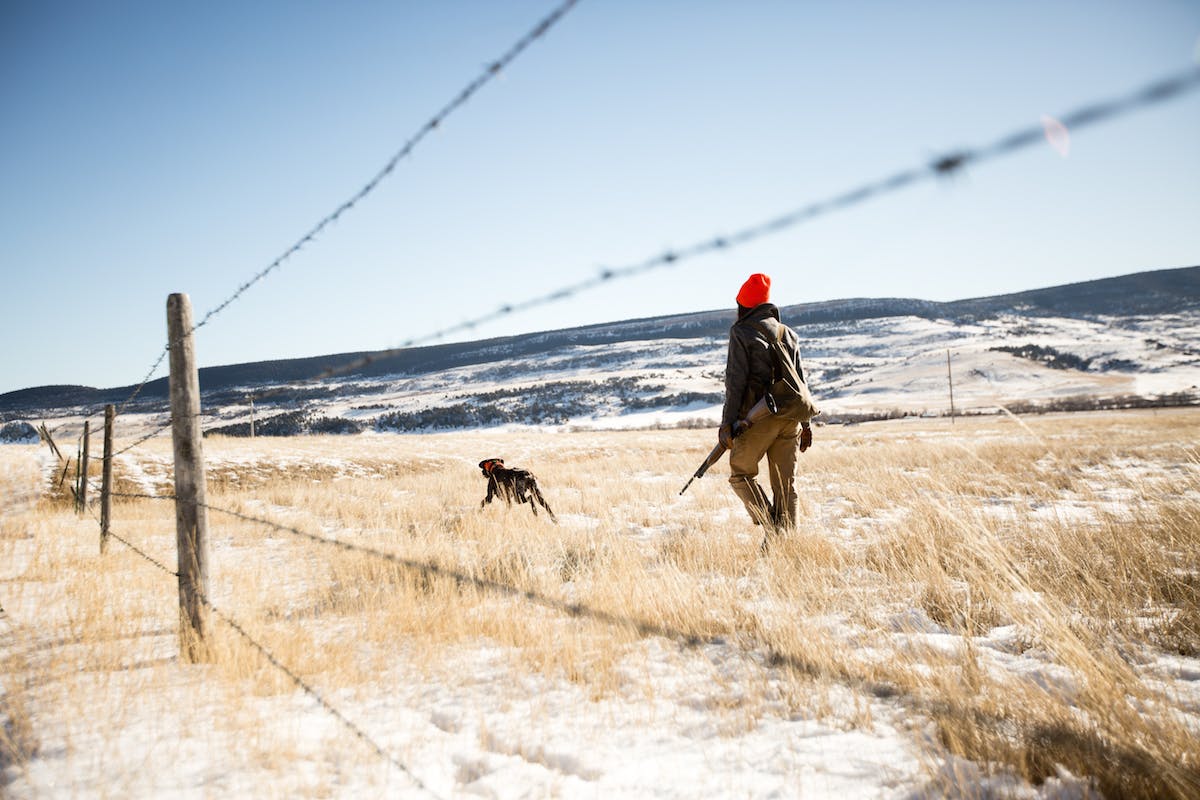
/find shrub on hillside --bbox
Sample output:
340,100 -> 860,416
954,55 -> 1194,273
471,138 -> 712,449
204,411 -> 363,437
0,421 -> 38,444
989,344 -> 1092,371
308,415 -> 365,435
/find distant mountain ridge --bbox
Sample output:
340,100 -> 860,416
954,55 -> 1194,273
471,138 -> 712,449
3,265 -> 1197,416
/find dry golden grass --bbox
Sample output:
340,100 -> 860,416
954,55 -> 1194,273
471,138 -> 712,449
1,408 -> 1198,796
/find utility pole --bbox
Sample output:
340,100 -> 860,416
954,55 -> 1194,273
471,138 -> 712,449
947,349 -> 956,424
249,395 -> 255,439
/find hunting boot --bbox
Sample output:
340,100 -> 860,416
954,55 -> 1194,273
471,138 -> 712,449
731,475 -> 775,529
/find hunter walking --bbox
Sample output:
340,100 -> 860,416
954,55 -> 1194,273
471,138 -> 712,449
719,273 -> 813,545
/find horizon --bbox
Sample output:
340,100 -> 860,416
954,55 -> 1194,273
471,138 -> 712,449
2,262 -> 1194,397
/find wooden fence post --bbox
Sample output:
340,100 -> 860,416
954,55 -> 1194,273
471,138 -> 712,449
100,405 -> 114,554
77,421 -> 90,513
167,293 -> 212,662
39,423 -> 63,461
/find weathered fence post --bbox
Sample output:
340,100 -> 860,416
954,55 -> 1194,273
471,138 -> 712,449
77,421 -> 90,513
39,423 -> 63,461
100,405 -> 114,554
167,293 -> 212,662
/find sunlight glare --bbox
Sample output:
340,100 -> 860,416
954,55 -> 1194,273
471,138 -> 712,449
1041,114 -> 1071,158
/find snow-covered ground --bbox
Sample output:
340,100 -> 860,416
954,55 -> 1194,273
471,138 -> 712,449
3,304 -> 1199,797
4,413 -> 1198,799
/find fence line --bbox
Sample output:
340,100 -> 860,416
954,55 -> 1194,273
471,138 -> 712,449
100,522 -> 437,798
98,490 -> 910,739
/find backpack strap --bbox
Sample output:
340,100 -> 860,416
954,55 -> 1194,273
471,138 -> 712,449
751,320 -> 805,389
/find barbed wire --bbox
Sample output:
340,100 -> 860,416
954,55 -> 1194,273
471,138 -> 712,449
114,492 -> 718,643
106,530 -> 179,578
239,67 -> 1200,392
110,421 -> 175,458
102,0 -> 582,427
47,413 -> 96,438
101,524 -> 437,797
109,412 -> 217,458
111,492 -> 176,502
202,600 -> 437,796
115,354 -> 169,419
46,409 -> 110,441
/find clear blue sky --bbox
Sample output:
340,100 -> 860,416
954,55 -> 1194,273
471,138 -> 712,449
2,0 -> 1198,395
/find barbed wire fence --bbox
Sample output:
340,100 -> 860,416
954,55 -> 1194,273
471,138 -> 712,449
15,0 -> 586,788
11,30 -> 1198,792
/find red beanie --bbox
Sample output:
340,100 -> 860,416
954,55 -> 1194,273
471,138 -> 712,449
736,273 -> 771,307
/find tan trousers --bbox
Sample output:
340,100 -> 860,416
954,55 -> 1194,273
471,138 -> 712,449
728,415 -> 800,530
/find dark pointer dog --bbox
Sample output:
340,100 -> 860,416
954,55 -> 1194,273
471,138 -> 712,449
478,458 -> 556,522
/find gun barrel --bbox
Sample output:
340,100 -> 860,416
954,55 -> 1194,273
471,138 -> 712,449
680,442 -> 729,495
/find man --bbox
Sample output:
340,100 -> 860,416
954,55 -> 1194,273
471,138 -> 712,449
719,273 -> 812,540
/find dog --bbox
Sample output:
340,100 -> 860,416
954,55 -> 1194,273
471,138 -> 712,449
478,458 -> 556,522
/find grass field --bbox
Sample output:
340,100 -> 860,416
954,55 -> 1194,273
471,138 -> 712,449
2,408 -> 1198,797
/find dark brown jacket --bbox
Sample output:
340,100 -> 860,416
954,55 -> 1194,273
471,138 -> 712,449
721,303 -> 806,429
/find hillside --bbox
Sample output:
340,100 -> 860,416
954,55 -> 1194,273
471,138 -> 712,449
3,266 -> 1198,432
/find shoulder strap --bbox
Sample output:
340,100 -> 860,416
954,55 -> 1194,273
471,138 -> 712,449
751,320 -> 805,389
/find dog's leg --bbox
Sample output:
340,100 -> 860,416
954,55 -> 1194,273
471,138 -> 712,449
531,484 -> 557,523
481,476 -> 497,508
511,477 -> 534,514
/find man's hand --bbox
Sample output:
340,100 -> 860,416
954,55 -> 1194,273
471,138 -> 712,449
718,425 -> 734,450
799,424 -> 813,452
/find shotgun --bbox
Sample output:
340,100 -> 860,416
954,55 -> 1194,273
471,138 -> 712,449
679,394 -> 779,495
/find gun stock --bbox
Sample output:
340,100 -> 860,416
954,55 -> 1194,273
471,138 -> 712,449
678,395 -> 783,495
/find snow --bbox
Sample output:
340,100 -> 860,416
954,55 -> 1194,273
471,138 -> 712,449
258,309 -> 1200,431
16,310 -> 1197,448
8,433 -> 1198,799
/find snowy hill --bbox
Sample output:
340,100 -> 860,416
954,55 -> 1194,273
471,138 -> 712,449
3,266 -> 1198,434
